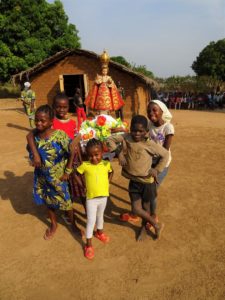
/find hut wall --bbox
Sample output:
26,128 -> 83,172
30,54 -> 149,117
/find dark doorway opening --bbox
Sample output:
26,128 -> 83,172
63,74 -> 85,112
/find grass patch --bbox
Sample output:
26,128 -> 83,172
0,83 -> 20,98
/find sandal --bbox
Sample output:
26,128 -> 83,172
94,231 -> 110,243
61,214 -> 72,225
146,216 -> 159,231
119,212 -> 139,222
84,246 -> 94,260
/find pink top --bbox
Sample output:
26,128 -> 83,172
52,118 -> 77,139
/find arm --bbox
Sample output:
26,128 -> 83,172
163,134 -> 173,150
149,142 -> 169,174
73,96 -> 78,108
108,168 -> 114,183
73,171 -> 84,188
106,133 -> 125,152
26,130 -> 41,168
73,164 -> 86,193
106,134 -> 127,166
60,140 -> 80,181
30,92 -> 35,112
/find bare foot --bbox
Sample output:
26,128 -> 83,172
155,223 -> 164,240
43,225 -> 57,240
137,226 -> 148,242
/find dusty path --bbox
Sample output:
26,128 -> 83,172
0,100 -> 225,300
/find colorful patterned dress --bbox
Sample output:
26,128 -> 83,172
21,89 -> 36,128
30,130 -> 72,211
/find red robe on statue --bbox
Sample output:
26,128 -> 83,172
85,75 -> 124,111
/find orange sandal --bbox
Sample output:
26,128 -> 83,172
84,246 -> 94,260
94,231 -> 110,243
146,216 -> 159,230
119,212 -> 139,222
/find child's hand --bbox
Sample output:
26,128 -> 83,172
32,154 -> 42,168
118,152 -> 127,166
148,168 -> 159,184
60,173 -> 70,182
70,144 -> 78,154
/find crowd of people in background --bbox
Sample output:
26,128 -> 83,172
156,91 -> 225,110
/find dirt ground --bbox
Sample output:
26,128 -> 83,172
0,99 -> 225,300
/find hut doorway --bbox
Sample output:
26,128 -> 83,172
59,74 -> 88,112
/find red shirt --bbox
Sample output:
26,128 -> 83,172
52,118 -> 77,139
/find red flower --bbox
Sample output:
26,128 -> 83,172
96,116 -> 106,126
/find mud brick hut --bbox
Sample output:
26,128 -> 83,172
12,49 -> 158,117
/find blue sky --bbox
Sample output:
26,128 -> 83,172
48,0 -> 225,77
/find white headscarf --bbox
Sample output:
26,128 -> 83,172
24,82 -> 31,88
150,99 -> 172,122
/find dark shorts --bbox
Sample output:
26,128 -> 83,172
128,180 -> 157,203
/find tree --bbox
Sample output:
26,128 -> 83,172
111,55 -> 154,79
131,64 -> 154,79
192,39 -> 225,81
111,56 -> 131,68
0,0 -> 81,81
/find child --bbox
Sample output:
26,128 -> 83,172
52,93 -> 78,139
27,93 -> 86,221
52,93 -> 86,210
107,115 -> 169,241
75,138 -> 113,260
27,93 -> 78,167
28,105 -> 81,239
73,88 -> 86,130
120,101 -> 174,226
146,100 -> 174,225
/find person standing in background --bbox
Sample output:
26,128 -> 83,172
20,81 -> 36,128
115,81 -> 125,121
73,88 -> 86,130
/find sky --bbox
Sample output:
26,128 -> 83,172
48,0 -> 225,78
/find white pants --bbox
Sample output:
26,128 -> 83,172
86,197 -> 107,239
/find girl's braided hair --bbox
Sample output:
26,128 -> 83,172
86,138 -> 103,151
35,104 -> 54,120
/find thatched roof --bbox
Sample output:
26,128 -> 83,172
12,48 -> 158,88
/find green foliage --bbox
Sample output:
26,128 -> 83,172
131,64 -> 154,79
0,0 -> 81,82
158,75 -> 224,93
111,56 -> 154,79
192,39 -> 225,81
0,82 -> 20,98
111,56 -> 131,68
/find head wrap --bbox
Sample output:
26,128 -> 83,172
24,82 -> 31,88
150,99 -> 172,122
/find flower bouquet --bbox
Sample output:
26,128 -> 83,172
79,114 -> 128,143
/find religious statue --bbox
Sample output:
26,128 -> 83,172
85,50 -> 124,113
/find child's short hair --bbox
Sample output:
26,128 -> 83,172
130,115 -> 148,130
53,92 -> 69,107
36,105 -> 54,120
86,138 -> 103,151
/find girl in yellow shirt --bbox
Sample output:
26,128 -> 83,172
75,138 -> 113,260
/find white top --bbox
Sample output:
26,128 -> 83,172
149,122 -> 175,167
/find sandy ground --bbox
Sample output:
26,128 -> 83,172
0,99 -> 225,300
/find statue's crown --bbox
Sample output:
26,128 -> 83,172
100,50 -> 110,67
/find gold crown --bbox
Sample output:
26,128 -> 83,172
100,50 -> 110,67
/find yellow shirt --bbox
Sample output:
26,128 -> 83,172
77,160 -> 112,199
